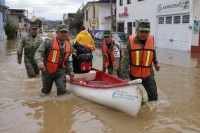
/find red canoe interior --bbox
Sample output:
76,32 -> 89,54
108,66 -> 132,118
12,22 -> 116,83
66,69 -> 128,88
87,70 -> 124,85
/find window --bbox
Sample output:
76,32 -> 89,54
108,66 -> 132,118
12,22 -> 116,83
158,17 -> 164,24
94,7 -> 95,18
127,0 -> 131,4
94,32 -> 99,39
133,22 -> 135,27
182,15 -> 190,23
166,16 -> 172,24
174,16 -> 180,24
3,9 -> 6,22
0,1 -> 2,12
86,10 -> 88,21
97,32 -> 103,40
112,33 -> 127,41
120,0 -> 123,6
127,22 -> 132,35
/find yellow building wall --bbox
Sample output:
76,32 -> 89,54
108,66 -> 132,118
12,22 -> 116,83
83,3 -> 100,31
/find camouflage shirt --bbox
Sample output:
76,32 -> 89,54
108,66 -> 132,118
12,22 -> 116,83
34,37 -> 74,76
17,34 -> 43,60
102,40 -> 122,71
121,35 -> 158,79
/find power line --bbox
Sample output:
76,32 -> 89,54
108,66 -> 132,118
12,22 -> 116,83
6,3 -> 81,6
6,0 -> 91,3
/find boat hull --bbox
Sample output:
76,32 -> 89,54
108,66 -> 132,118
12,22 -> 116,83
66,82 -> 142,117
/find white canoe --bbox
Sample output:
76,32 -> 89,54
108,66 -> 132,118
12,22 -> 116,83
66,69 -> 143,117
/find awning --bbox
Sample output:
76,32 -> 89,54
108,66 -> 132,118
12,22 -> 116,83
0,4 -> 9,9
105,15 -> 116,19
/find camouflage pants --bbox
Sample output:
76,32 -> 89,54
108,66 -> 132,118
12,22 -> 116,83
24,57 -> 39,78
41,69 -> 66,95
107,65 -> 123,80
130,68 -> 158,101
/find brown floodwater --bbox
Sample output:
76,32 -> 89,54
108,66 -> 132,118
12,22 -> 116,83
0,38 -> 200,133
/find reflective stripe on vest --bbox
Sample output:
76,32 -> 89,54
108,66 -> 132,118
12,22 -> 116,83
46,36 -> 71,73
136,51 -> 139,66
52,50 -> 58,63
102,39 -> 121,68
146,51 -> 151,66
129,34 -> 154,78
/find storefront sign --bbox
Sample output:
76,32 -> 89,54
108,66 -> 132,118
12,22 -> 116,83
158,0 -> 189,13
90,18 -> 98,28
193,20 -> 199,34
119,7 -> 129,17
43,24 -> 48,29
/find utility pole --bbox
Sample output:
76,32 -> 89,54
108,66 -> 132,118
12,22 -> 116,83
110,0 -> 113,30
33,10 -> 34,17
92,1 -> 95,36
27,10 -> 28,34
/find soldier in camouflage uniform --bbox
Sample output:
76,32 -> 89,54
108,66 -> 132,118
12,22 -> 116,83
17,23 -> 43,78
121,21 -> 160,101
34,24 -> 74,96
102,30 -> 122,79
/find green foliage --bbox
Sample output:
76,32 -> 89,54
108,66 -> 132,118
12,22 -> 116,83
32,19 -> 43,28
70,7 -> 84,29
4,21 -> 17,40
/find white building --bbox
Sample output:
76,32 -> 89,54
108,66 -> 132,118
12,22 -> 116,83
116,0 -> 200,52
0,0 -> 8,40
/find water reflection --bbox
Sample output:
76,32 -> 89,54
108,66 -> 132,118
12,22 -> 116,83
190,52 -> 200,68
0,39 -> 19,55
156,47 -> 191,67
21,98 -> 112,133
156,47 -> 200,69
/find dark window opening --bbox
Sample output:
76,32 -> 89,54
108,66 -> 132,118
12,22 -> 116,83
174,16 -> 181,24
127,22 -> 132,35
120,0 -> 123,6
158,17 -> 164,24
182,15 -> 190,23
86,10 -> 88,21
166,16 -> 172,24
133,22 -> 135,27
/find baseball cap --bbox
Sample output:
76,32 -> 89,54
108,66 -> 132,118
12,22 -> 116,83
30,23 -> 38,29
57,24 -> 68,32
103,30 -> 111,36
138,21 -> 150,31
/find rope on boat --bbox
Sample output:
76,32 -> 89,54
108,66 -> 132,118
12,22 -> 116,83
136,86 -> 153,113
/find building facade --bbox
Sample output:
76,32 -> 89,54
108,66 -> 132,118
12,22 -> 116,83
62,13 -> 75,28
8,9 -> 28,30
0,0 -> 8,40
83,1 -> 116,36
116,0 -> 200,52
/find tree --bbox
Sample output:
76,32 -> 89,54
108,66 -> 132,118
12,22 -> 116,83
4,21 -> 17,39
69,6 -> 84,29
33,19 -> 43,28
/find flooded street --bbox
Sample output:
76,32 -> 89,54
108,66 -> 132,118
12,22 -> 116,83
0,38 -> 200,133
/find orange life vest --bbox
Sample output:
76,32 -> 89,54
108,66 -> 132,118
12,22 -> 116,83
129,34 -> 154,78
46,36 -> 71,73
102,39 -> 122,68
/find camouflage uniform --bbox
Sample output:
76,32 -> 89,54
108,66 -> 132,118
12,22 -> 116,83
121,21 -> 159,101
102,30 -> 122,79
17,24 -> 43,78
34,24 -> 74,95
